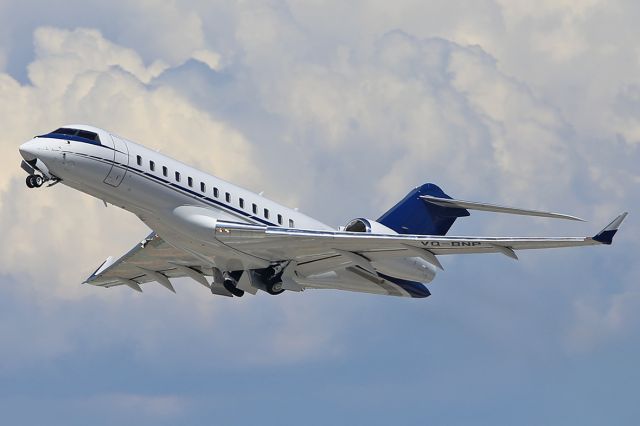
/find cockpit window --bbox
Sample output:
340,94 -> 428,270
77,130 -> 100,142
54,128 -> 78,136
39,127 -> 102,145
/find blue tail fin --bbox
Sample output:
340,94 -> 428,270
378,183 -> 469,236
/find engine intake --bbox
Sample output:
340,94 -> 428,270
344,218 -> 397,234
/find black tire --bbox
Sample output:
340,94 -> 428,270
223,279 -> 245,297
26,175 -> 34,188
33,175 -> 44,187
266,281 -> 285,295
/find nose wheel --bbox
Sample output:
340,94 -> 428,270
26,174 -> 44,188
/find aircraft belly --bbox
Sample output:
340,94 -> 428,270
140,210 -> 270,272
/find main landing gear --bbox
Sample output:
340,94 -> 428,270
223,276 -> 245,297
213,268 -> 286,297
262,265 -> 286,295
25,174 -> 44,188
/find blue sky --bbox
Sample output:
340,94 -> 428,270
0,1 -> 638,425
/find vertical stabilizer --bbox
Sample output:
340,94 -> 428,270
378,183 -> 469,236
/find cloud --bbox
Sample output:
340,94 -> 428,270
147,1 -> 639,363
191,49 -> 223,71
0,0 -> 211,82
0,24 -> 355,377
30,27 -> 168,89
0,8 -> 637,423
0,28 -> 263,297
568,287 -> 640,351
194,20 -> 593,214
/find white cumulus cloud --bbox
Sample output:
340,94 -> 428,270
0,1 -> 637,378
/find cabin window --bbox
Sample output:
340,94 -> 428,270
277,214 -> 283,225
289,219 -> 294,228
239,198 -> 245,209
214,187 -> 219,198
225,192 -> 231,203
252,203 -> 257,214
264,208 -> 270,219
175,171 -> 181,182
188,177 -> 193,187
200,182 -> 206,192
136,155 -> 142,166
149,160 -> 155,171
162,166 -> 168,177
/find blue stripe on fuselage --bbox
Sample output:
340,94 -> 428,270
61,150 -> 276,227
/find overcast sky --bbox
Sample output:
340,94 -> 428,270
0,1 -> 638,425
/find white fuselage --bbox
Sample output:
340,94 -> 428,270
19,125 -> 436,284
23,126 -> 329,219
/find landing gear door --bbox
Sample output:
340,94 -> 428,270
104,135 -> 129,187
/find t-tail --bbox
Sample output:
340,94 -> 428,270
378,183 -> 587,236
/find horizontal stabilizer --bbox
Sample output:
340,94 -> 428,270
420,195 -> 584,221
592,212 -> 628,245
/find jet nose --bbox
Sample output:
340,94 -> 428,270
19,140 -> 38,161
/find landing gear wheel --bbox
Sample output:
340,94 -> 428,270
223,279 -> 245,297
266,281 -> 285,295
33,175 -> 44,187
26,175 -> 34,188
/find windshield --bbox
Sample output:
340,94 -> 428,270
39,128 -> 102,145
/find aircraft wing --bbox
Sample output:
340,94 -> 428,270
214,212 -> 627,267
84,232 -> 218,293
84,213 -> 626,298
216,213 -> 627,278
208,212 -> 626,298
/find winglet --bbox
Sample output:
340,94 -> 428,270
592,212 -> 628,245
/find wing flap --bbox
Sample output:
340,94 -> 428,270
85,232 -> 212,290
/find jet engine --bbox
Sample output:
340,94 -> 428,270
343,218 -> 397,234
343,218 -> 436,282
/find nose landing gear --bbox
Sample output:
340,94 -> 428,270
25,174 -> 44,188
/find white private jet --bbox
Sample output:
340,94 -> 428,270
19,125 -> 627,299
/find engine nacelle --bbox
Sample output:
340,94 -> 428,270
344,218 -> 398,234
372,257 -> 436,283
344,218 -> 436,282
